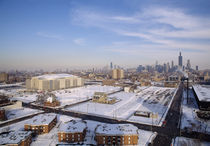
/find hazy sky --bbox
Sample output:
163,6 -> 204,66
1,0 -> 210,70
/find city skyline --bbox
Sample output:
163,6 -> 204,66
1,0 -> 210,70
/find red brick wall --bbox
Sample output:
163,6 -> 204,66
95,134 -> 138,145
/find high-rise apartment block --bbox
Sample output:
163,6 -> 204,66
0,73 -> 9,82
112,69 -> 124,79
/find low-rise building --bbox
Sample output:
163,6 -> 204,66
92,92 -> 116,104
58,120 -> 87,143
95,124 -> 139,145
102,80 -> 116,86
0,95 -> 10,106
0,108 -> 6,121
24,113 -> 57,134
0,130 -> 32,146
44,95 -> 60,107
192,85 -> 210,111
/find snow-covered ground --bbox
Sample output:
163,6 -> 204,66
1,85 -> 121,106
0,82 -> 23,88
12,94 -> 38,103
67,86 -> 176,126
53,85 -> 122,107
180,89 -> 210,134
5,107 -> 42,121
0,88 -> 39,103
0,114 -> 156,146
171,137 -> 210,146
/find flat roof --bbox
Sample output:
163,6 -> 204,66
59,120 -> 87,133
25,113 -> 56,125
95,124 -> 138,135
34,74 -> 76,80
0,131 -> 31,145
193,85 -> 210,102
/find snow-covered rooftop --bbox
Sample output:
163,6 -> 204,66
25,113 -> 56,125
35,74 -> 76,80
193,85 -> 210,102
0,131 -> 31,145
95,124 -> 138,135
59,120 -> 87,133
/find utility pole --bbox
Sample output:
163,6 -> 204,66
187,78 -> 189,104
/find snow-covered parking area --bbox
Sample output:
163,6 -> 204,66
181,89 -> 210,134
66,86 -> 176,126
171,137 -> 210,146
53,85 -> 122,107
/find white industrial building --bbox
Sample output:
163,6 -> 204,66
26,74 -> 84,91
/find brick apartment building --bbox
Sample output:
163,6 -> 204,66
95,123 -> 139,145
24,113 -> 57,134
0,130 -> 32,146
58,120 -> 87,143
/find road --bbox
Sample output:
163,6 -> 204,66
153,83 -> 183,146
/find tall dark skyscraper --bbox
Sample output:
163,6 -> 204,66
110,62 -> 113,69
178,52 -> 183,67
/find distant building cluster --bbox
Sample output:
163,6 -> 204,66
26,74 -> 84,91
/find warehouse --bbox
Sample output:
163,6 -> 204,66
26,74 -> 84,91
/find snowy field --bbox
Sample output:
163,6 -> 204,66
1,85 -> 121,106
52,85 -> 122,107
171,137 -> 210,146
4,107 -> 42,121
180,89 -> 210,134
67,86 -> 176,126
0,88 -> 39,103
0,114 -> 156,146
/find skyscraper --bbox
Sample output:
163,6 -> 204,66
178,52 -> 183,67
186,59 -> 191,69
171,61 -> 174,69
110,62 -> 113,69
196,66 -> 199,71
